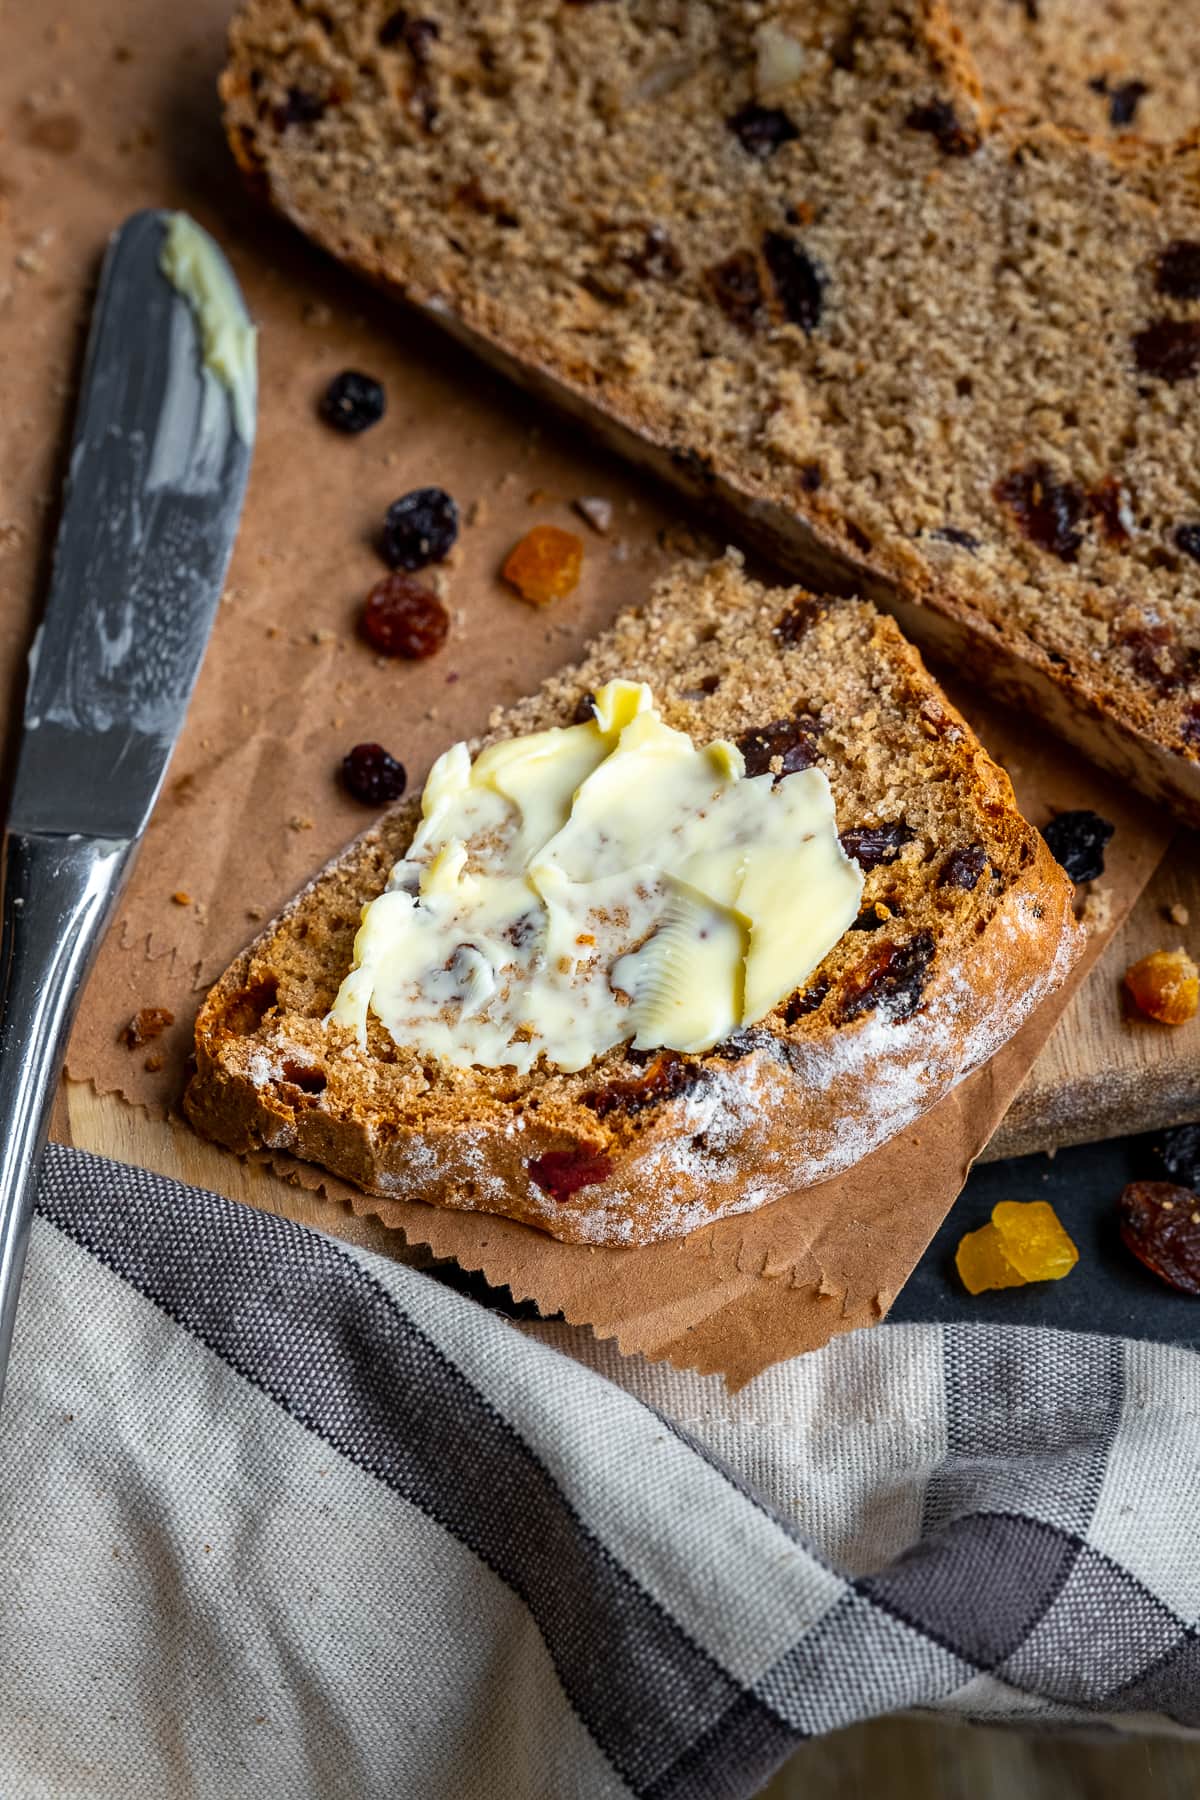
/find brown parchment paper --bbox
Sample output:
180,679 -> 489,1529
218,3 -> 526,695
1,0 -> 1169,1384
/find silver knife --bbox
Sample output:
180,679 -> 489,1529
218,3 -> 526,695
0,209 -> 255,1398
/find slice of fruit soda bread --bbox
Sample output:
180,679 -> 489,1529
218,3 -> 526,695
220,0 -> 1200,822
184,558 -> 1081,1246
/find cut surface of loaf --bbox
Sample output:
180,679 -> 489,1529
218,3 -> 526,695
221,0 -> 1200,819
185,558 -> 1082,1245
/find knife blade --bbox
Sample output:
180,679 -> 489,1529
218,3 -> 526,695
0,209 -> 255,1401
11,208 -> 255,839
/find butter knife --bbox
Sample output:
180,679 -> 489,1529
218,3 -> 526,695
0,209 -> 255,1400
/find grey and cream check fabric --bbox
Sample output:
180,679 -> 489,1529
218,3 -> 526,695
1,1145 -> 1197,1799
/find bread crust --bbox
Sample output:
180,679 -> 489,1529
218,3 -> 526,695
218,0 -> 1200,823
185,562 -> 1082,1245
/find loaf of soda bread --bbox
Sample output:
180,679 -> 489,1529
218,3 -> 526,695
219,0 -> 1200,821
184,559 -> 1081,1245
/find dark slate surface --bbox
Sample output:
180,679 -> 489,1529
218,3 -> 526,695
890,1126 -> 1200,1347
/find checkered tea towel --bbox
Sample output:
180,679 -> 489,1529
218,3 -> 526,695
3,1144 -> 1198,1800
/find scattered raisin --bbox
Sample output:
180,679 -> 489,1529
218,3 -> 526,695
939,844 -> 988,890
361,572 -> 449,659
582,1052 -> 704,1120
1133,320 -> 1200,384
1158,1123 -> 1200,1190
342,743 -> 407,805
120,1007 -> 174,1048
727,102 -> 799,159
528,1146 -> 614,1203
1157,240 -> 1200,301
382,487 -> 459,570
571,692 -> 597,725
502,525 -> 584,605
735,715 -> 819,778
319,370 -> 386,434
995,463 -> 1086,562
850,908 -> 886,932
712,1027 -> 772,1059
1118,621 -> 1195,694
840,931 -> 936,1023
783,976 -> 830,1024
1089,476 -> 1133,543
930,526 -> 981,551
273,86 -> 326,130
1041,809 -> 1113,883
774,597 -> 823,644
1118,1182 -> 1200,1294
1107,79 -> 1149,127
1173,523 -> 1200,563
378,8 -> 439,57
799,462 -> 823,492
706,249 -> 767,333
762,230 -> 824,334
1124,948 -> 1199,1024
839,822 -> 915,870
904,98 -> 979,155
627,224 -> 682,281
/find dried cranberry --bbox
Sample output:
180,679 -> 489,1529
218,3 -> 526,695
1158,1123 -> 1200,1190
839,822 -> 915,870
840,931 -> 936,1023
361,572 -> 449,659
1157,240 -> 1200,301
342,743 -> 408,805
382,487 -> 459,570
995,463 -> 1086,562
783,976 -> 830,1025
1133,320 -> 1200,384
1041,809 -> 1113,883
939,844 -> 988,890
1118,1182 -> 1200,1294
904,98 -> 979,155
727,103 -> 799,159
736,715 -> 819,778
582,1052 -> 704,1120
762,231 -> 824,334
627,224 -> 682,281
274,86 -> 326,130
774,598 -> 823,644
1107,79 -> 1149,127
706,249 -> 767,333
320,370 -> 386,434
1174,523 -> 1200,563
528,1146 -> 614,1203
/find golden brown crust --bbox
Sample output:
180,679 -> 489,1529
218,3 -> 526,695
218,0 -> 1200,822
184,558 -> 1082,1245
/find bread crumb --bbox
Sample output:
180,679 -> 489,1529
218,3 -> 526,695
121,1007 -> 174,1048
301,300 -> 332,327
1167,901 -> 1191,927
466,497 -> 489,528
311,627 -> 338,645
1078,885 -> 1113,934
144,1052 -> 165,1073
289,815 -> 315,832
171,890 -> 191,906
574,496 -> 614,534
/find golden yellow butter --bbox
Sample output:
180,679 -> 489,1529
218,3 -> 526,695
330,682 -> 864,1072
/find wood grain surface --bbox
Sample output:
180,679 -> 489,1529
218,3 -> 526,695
988,830 -> 1200,1161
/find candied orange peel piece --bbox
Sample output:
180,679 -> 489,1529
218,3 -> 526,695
502,525 -> 584,605
1124,947 -> 1199,1025
955,1199 -> 1079,1295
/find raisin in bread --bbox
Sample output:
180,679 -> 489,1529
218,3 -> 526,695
184,558 -> 1080,1246
220,0 -> 1200,821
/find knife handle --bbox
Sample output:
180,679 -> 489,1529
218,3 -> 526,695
0,829 -> 135,1403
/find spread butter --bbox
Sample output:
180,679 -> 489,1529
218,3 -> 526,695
331,682 -> 863,1071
